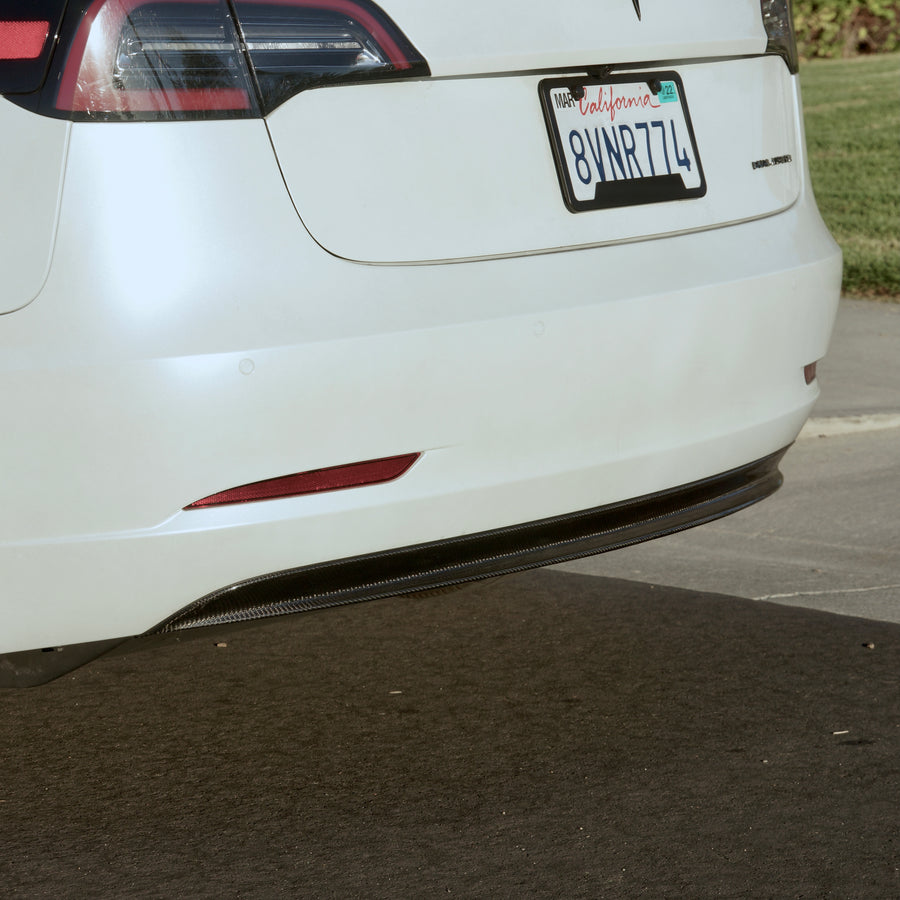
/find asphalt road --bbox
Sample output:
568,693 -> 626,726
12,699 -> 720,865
558,299 -> 900,624
1,299 -> 898,898
2,575 -> 899,898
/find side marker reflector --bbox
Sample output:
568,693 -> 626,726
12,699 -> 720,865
185,453 -> 420,509
804,362 -> 818,385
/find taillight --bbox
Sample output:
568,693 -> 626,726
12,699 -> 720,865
761,0 -> 799,74
0,0 -> 66,93
1,0 -> 427,120
56,0 -> 257,118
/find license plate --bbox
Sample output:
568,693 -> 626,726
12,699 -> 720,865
540,72 -> 706,213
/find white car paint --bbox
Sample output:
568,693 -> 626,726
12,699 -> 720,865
0,103 -> 69,314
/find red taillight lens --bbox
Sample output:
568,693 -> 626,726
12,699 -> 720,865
185,453 -> 420,509
0,20 -> 50,59
44,0 -> 427,120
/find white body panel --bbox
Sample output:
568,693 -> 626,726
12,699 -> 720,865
0,103 -> 68,313
380,0 -> 767,77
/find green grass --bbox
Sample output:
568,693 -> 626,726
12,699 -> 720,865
800,53 -> 900,298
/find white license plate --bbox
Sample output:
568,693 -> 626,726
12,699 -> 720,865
540,72 -> 706,213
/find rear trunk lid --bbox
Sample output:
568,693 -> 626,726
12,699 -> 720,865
265,1 -> 801,263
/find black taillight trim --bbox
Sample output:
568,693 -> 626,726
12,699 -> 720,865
761,0 -> 799,74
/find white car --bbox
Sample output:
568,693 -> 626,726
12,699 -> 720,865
0,0 -> 841,685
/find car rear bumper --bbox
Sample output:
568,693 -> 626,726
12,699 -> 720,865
0,107 -> 841,658
0,446 -> 787,687
156,446 -> 789,633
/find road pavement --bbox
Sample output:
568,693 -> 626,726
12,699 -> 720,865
558,299 -> 900,624
3,571 -> 899,898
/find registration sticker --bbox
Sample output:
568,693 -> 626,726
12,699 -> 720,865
539,72 -> 706,213
657,81 -> 678,104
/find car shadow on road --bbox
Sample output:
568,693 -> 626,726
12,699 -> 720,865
1,570 -> 897,898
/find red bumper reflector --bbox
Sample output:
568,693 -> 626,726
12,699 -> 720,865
804,362 -> 817,385
0,21 -> 50,60
185,453 -> 420,509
